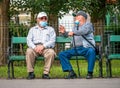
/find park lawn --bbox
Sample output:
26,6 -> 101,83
0,60 -> 120,79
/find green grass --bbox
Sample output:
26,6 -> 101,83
0,59 -> 120,79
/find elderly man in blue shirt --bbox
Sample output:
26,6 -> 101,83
59,10 -> 96,79
26,12 -> 56,79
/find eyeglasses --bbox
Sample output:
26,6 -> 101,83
38,17 -> 47,20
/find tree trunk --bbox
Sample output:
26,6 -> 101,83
48,14 -> 59,35
0,0 -> 10,65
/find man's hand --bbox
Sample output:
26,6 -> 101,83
34,45 -> 45,54
68,32 -> 74,36
59,25 -> 65,33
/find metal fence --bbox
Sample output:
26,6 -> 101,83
0,20 -> 120,59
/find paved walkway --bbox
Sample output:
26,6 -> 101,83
0,78 -> 120,88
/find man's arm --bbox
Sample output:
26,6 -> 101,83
27,29 -> 36,49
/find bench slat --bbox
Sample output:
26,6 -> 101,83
12,37 -> 27,44
108,54 -> 120,59
110,35 -> 120,42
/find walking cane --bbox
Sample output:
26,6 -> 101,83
72,21 -> 80,78
73,35 -> 80,78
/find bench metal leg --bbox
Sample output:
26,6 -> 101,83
99,58 -> 103,77
7,60 -> 11,79
106,59 -> 112,78
109,60 -> 112,77
11,61 -> 15,79
106,59 -> 109,78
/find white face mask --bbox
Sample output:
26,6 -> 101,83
39,21 -> 47,27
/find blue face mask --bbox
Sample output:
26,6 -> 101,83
74,20 -> 80,26
39,21 -> 47,27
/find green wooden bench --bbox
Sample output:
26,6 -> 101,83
105,35 -> 120,77
7,35 -> 103,79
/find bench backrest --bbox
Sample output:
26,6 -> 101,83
108,35 -> 120,54
11,35 -> 102,44
110,35 -> 120,42
12,37 -> 27,44
56,36 -> 71,43
94,35 -> 101,42
11,35 -> 102,55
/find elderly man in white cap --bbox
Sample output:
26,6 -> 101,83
26,12 -> 56,79
59,10 -> 96,79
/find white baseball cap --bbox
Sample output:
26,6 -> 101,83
37,12 -> 47,18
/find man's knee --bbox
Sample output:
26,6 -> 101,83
88,48 -> 95,54
48,49 -> 55,55
44,49 -> 56,58
58,51 -> 64,57
26,48 -> 35,55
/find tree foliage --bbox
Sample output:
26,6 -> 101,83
9,0 -> 120,22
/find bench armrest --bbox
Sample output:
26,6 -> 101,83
6,47 -> 11,59
105,45 -> 109,58
6,47 -> 13,58
97,44 -> 102,60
